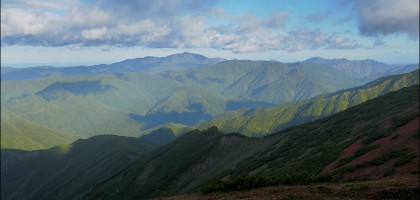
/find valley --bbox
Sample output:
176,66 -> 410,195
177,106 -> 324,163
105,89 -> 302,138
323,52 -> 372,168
1,77 -> 419,199
1,54 -> 419,200
1,53 -> 418,145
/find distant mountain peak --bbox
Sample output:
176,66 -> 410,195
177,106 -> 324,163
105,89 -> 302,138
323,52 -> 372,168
165,52 -> 208,61
304,57 -> 349,63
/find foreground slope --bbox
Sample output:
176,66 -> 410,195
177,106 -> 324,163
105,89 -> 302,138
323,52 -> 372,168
163,176 -> 419,200
185,69 -> 419,137
86,85 -> 419,199
1,135 -> 157,200
1,85 -> 418,200
220,85 -> 419,179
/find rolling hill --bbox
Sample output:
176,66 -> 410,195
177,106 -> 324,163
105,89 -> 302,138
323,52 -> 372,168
1,56 -> 415,147
3,85 -> 416,199
1,135 -> 157,200
2,59 -> 381,140
86,85 -> 419,199
0,118 -> 78,150
180,69 -> 419,137
0,106 -> 78,150
1,85 -> 419,199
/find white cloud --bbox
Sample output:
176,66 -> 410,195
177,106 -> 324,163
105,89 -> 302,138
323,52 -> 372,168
1,0 -> 364,52
0,8 -> 60,37
355,0 -> 419,39
82,27 -> 108,40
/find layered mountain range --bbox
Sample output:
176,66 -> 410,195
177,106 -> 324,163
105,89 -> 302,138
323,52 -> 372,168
1,53 -> 418,151
2,85 -> 418,200
1,53 -> 419,199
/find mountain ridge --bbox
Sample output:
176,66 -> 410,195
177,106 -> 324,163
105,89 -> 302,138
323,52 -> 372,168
3,84 -> 416,200
1,52 -> 225,80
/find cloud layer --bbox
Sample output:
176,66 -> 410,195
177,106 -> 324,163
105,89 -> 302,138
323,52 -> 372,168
3,0 -> 414,53
354,0 -> 419,39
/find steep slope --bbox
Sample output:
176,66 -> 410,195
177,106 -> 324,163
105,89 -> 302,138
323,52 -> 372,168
1,106 -> 78,150
2,85 -> 418,200
217,85 -> 419,180
2,60 -> 373,139
138,127 -> 177,145
185,69 -> 419,137
1,135 -> 157,200
87,85 -> 419,199
1,117 -> 78,150
85,128 -> 267,199
85,85 -> 419,199
1,52 -> 225,80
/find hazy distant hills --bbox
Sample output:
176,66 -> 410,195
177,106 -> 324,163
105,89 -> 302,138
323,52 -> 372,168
303,57 -> 419,81
1,52 -> 225,80
1,53 -> 418,149
3,85 -> 417,199
181,69 -> 419,137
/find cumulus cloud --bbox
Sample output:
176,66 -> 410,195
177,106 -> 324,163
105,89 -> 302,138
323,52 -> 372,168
282,29 -> 362,52
354,0 -> 419,39
1,0 -> 364,52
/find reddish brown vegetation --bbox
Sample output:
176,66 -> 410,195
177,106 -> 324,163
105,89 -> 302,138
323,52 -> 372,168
156,176 -> 419,200
324,116 -> 419,179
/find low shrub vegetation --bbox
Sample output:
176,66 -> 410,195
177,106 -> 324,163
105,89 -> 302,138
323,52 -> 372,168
200,172 -> 333,193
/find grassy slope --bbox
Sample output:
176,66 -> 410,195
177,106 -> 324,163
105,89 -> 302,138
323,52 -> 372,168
2,85 -> 418,200
85,85 -> 419,199
1,135 -> 157,200
1,117 -> 78,150
85,128 -> 269,199
221,85 -> 419,179
1,106 -> 78,150
184,70 -> 419,137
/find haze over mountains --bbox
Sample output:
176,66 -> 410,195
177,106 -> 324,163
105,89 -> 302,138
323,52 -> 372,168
1,53 -> 419,150
1,52 -> 225,80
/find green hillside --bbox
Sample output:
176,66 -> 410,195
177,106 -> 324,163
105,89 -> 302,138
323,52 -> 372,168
1,106 -> 78,150
185,70 -> 419,137
1,118 -> 78,150
87,85 -> 419,199
1,135 -> 157,200
1,60 -> 370,139
2,85 -> 418,200
218,85 -> 419,179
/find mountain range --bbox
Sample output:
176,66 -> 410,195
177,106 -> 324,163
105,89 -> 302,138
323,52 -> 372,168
1,52 -> 419,199
1,52 -> 225,80
2,53 -> 418,150
2,84 -> 418,200
173,69 -> 419,137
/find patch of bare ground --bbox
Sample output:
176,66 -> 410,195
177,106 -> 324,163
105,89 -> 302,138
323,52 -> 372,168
154,175 -> 419,200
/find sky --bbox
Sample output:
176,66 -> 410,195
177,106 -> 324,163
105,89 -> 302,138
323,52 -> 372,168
1,0 -> 419,67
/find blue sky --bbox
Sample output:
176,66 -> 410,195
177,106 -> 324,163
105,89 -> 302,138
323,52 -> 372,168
1,0 -> 419,67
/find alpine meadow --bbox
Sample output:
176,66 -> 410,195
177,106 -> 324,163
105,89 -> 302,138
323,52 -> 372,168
1,0 -> 419,200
